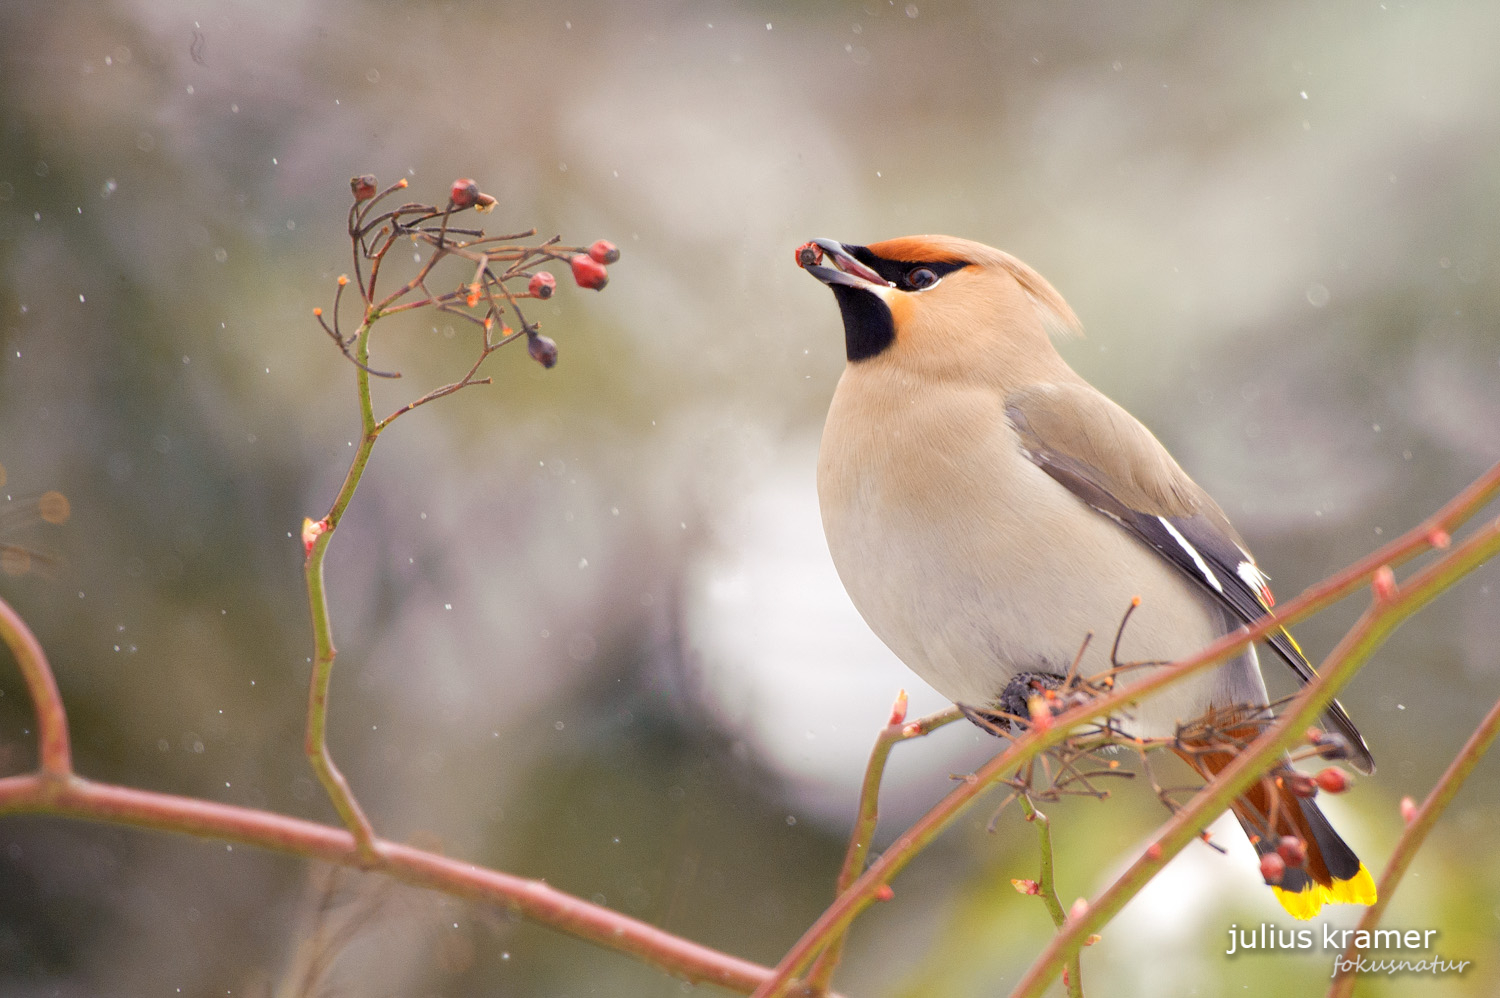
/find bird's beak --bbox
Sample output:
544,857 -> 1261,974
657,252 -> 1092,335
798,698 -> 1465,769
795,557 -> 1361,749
797,238 -> 893,290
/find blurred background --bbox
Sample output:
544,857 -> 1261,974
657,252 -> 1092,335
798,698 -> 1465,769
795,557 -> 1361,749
2,1 -> 1498,995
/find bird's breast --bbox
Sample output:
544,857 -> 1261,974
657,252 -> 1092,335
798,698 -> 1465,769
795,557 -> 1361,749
816,367 -> 1225,721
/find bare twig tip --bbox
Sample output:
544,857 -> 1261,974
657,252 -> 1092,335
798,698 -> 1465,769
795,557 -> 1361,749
1372,564 -> 1398,602
887,689 -> 909,727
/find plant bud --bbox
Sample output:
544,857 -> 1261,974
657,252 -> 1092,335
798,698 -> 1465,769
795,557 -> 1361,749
1400,796 -> 1418,823
449,178 -> 479,208
588,239 -> 620,264
1259,852 -> 1286,884
527,332 -> 558,368
570,254 -> 608,290
350,175 -> 378,201
1315,767 -> 1350,793
528,272 -> 556,299
1276,836 -> 1307,868
1283,771 -> 1318,798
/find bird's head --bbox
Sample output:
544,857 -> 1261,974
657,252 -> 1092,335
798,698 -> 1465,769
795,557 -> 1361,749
797,234 -> 1081,381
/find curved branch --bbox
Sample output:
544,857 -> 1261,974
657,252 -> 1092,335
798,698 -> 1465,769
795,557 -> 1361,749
0,773 -> 788,994
0,597 -> 70,777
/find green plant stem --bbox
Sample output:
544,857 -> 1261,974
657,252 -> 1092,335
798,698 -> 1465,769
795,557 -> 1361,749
1327,688 -> 1500,998
303,317 -> 382,861
749,457 -> 1500,998
803,703 -> 963,995
1019,796 -> 1083,998
1009,513 -> 1500,998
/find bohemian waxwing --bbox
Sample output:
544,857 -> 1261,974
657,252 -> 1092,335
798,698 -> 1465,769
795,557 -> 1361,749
799,234 -> 1375,919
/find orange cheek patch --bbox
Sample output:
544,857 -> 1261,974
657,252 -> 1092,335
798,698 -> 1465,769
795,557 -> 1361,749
885,292 -> 912,336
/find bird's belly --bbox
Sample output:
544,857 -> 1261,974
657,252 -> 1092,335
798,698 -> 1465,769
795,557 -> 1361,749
818,412 -> 1237,736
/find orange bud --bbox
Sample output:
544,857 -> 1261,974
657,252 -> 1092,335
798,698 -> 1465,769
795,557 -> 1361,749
337,274 -> 349,286
312,307 -> 323,316
873,885 -> 894,902
1027,695 -> 1053,732
887,689 -> 909,727
1146,843 -> 1163,861
1372,565 -> 1398,602
588,239 -> 620,264
1427,528 -> 1451,549
1084,934 -> 1101,947
38,491 -> 70,524
396,178 -> 408,188
570,254 -> 608,290
301,517 -> 330,557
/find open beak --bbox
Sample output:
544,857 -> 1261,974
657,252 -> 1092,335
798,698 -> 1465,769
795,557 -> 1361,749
797,238 -> 893,290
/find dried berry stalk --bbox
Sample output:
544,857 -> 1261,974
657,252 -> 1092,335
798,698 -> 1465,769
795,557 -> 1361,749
302,175 -> 618,857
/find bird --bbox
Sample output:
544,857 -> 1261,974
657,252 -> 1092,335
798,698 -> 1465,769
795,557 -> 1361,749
798,234 -> 1376,919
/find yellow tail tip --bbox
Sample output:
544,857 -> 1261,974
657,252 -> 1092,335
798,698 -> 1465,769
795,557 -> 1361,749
1272,864 -> 1378,920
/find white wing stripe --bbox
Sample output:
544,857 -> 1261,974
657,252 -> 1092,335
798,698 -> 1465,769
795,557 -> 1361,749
1157,516 -> 1224,593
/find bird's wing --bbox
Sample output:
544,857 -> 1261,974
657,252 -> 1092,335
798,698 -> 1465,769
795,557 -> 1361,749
1005,381 -> 1375,774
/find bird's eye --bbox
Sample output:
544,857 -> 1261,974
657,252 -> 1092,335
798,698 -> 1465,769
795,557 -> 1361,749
906,267 -> 939,290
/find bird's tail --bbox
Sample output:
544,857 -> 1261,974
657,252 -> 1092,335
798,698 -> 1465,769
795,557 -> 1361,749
1174,721 -> 1376,920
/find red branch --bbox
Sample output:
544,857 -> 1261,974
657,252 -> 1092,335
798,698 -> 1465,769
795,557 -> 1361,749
0,771 -> 777,992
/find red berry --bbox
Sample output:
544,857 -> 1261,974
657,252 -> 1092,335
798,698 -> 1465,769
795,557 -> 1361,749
1315,767 -> 1350,794
570,254 -> 608,290
449,178 -> 479,208
528,272 -> 556,299
795,241 -> 824,268
1276,836 -> 1307,868
1259,852 -> 1286,884
350,174 -> 378,202
527,332 -> 558,368
588,239 -> 620,264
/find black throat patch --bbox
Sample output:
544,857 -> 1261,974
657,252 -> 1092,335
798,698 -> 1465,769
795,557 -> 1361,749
831,284 -> 895,362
